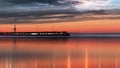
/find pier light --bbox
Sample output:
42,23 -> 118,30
45,33 -> 48,35
42,33 -> 44,35
25,33 -> 27,35
31,33 -> 38,35
15,33 -> 19,35
20,33 -> 22,35
48,33 -> 52,35
60,32 -> 63,35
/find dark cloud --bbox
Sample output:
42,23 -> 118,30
1,0 -> 58,4
0,0 -> 73,17
0,0 -> 83,18
0,0 -> 118,20
0,0 -> 80,6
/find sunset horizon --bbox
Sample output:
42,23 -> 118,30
0,0 -> 120,68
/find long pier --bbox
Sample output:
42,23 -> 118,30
0,32 -> 70,38
1,32 -> 120,38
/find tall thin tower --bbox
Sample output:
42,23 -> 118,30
14,18 -> 17,33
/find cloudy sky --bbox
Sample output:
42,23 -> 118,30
0,0 -> 120,17
0,0 -> 120,33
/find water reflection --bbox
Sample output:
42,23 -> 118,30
0,38 -> 120,68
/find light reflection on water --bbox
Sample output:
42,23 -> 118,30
0,38 -> 120,68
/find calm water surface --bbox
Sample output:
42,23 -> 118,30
0,38 -> 120,68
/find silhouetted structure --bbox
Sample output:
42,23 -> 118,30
0,32 -> 70,37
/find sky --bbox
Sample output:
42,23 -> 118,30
74,0 -> 120,11
0,0 -> 120,33
0,0 -> 120,17
112,0 -> 120,5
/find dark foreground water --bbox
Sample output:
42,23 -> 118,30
0,38 -> 120,68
